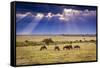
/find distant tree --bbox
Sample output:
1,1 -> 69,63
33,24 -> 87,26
70,41 -> 73,44
79,40 -> 82,42
89,40 -> 96,42
42,38 -> 54,45
25,40 -> 28,43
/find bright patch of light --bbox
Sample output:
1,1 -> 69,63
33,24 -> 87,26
63,9 -> 73,16
26,12 -> 32,15
36,13 -> 44,18
59,15 -> 65,20
55,13 -> 62,17
45,12 -> 53,18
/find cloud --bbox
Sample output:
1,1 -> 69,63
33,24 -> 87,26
36,13 -> 44,18
16,8 -> 96,35
16,8 -> 96,23
16,12 -> 33,18
63,8 -> 96,16
82,9 -> 96,17
45,12 -> 53,18
16,12 -> 33,22
61,8 -> 96,21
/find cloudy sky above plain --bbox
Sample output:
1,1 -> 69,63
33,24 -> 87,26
16,2 -> 97,35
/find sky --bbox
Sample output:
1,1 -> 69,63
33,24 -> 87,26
16,2 -> 97,35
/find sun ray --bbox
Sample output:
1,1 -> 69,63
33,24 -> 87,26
18,13 -> 44,35
16,12 -> 33,22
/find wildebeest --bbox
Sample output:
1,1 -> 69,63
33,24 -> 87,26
40,45 -> 47,51
54,46 -> 60,51
74,45 -> 80,49
63,45 -> 73,50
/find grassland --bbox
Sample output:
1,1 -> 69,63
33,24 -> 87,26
16,35 -> 97,65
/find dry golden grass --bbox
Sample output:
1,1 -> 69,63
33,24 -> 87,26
16,35 -> 96,65
16,35 -> 96,42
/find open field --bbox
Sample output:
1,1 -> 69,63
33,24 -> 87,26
16,35 -> 97,65
16,35 -> 96,42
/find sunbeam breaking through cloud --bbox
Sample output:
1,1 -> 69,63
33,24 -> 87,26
16,3 -> 97,35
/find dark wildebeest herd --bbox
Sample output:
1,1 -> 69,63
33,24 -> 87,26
40,45 -> 80,51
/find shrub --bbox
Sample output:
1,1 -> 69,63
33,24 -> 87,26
89,40 -> 96,42
42,38 -> 54,45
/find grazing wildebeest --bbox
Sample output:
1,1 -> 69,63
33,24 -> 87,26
74,45 -> 80,49
40,45 -> 47,51
54,46 -> 60,51
63,45 -> 73,50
